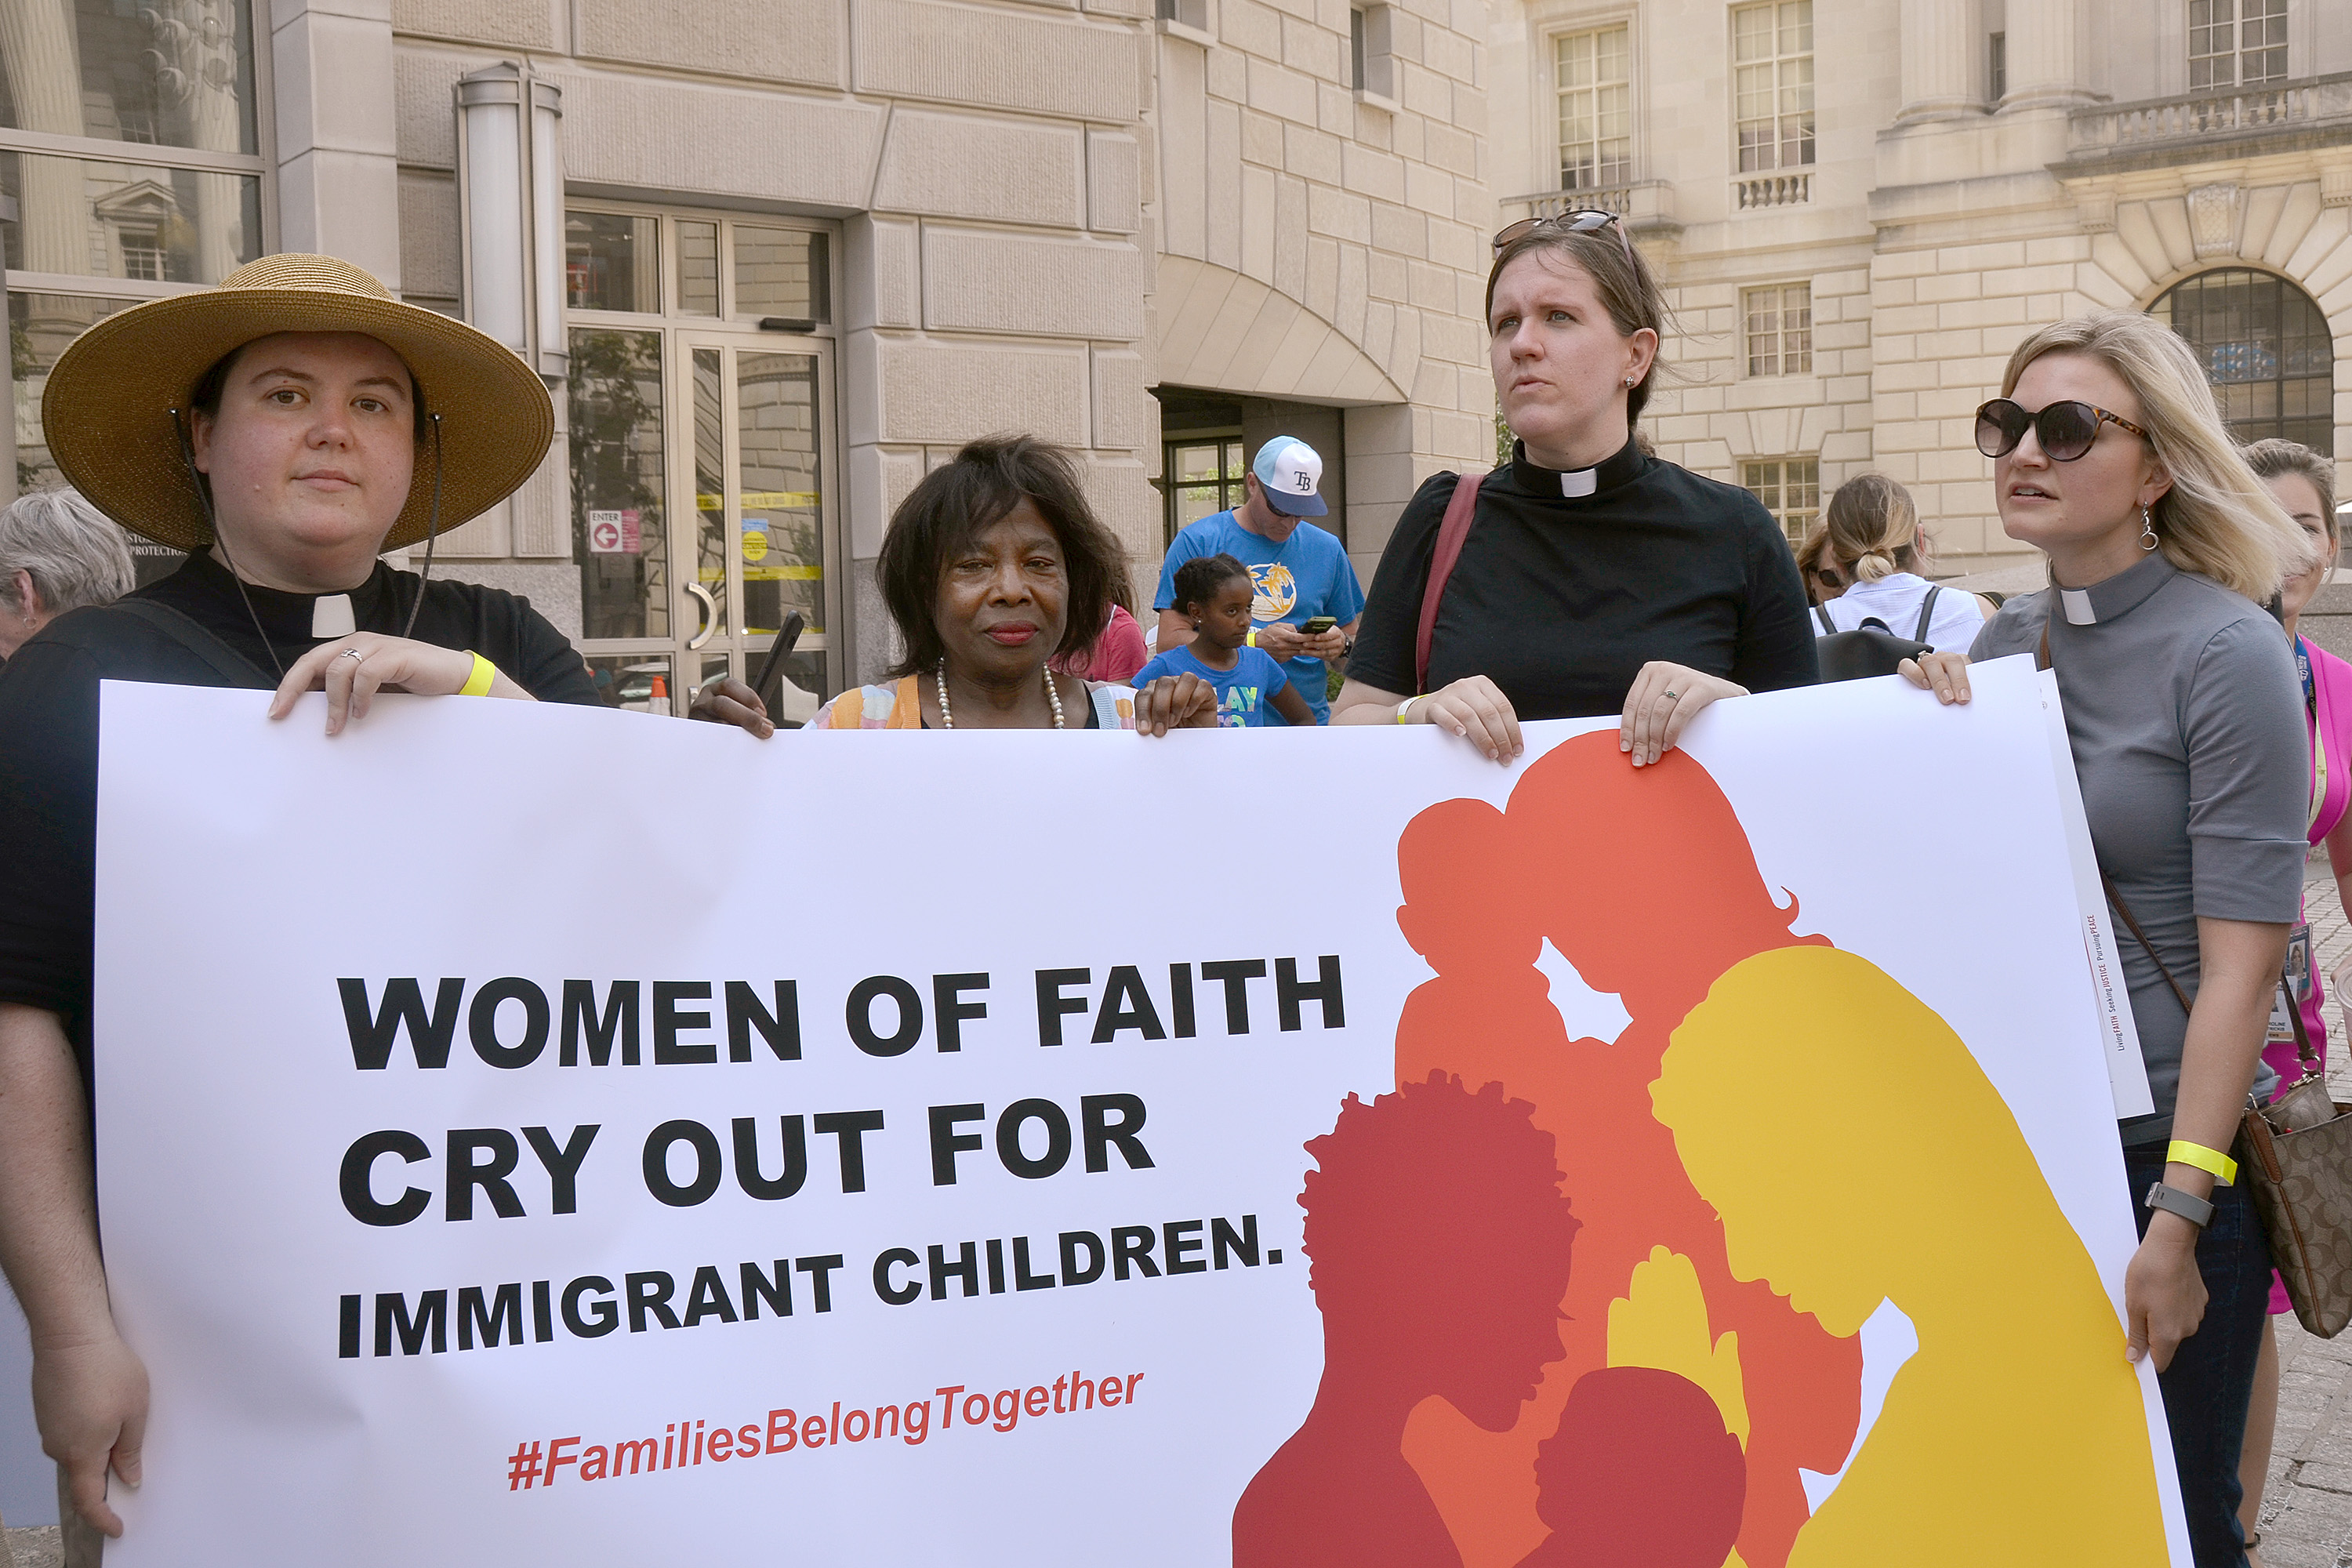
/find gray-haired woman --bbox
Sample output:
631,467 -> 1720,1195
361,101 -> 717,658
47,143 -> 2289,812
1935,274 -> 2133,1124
0,489 -> 136,660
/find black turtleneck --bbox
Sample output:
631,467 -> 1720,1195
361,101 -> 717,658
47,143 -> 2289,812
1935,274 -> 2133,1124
0,551 -> 601,1096
1346,437 -> 1819,720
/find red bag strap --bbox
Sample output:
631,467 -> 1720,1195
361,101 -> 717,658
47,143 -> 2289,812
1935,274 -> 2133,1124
1415,470 -> 1486,695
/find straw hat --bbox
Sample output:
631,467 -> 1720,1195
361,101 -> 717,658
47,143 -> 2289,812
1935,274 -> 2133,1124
40,253 -> 554,553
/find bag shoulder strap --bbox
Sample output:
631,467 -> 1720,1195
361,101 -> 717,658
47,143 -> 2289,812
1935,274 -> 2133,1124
1414,470 -> 1487,695
102,598 -> 277,688
1814,604 -> 1837,635
1912,585 -> 1942,644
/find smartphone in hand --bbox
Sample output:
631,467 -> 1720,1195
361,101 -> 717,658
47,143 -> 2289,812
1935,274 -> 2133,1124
1301,615 -> 1338,635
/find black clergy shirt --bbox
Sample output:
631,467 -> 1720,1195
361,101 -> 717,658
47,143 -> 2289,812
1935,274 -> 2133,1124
1346,437 -> 1820,718
0,551 -> 601,1095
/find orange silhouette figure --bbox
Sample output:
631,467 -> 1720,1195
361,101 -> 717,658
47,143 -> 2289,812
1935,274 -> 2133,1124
1514,1367 -> 1747,1568
1233,1072 -> 1583,1568
1395,731 -> 1863,1568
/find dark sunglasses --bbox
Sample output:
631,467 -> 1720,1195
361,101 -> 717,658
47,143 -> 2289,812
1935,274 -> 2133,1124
1973,398 -> 2148,462
1492,209 -> 1635,265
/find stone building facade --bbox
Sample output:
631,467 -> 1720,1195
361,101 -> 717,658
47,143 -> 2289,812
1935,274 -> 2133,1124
3,0 -> 1495,711
1490,0 -> 2351,573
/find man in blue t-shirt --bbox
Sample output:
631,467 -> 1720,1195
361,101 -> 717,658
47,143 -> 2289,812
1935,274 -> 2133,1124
1152,436 -> 1366,724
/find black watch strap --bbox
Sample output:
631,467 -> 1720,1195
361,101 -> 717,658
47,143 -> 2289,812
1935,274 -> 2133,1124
2144,1181 -> 2215,1229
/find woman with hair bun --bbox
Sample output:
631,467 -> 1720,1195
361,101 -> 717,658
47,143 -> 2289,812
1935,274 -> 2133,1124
1807,473 -> 1994,652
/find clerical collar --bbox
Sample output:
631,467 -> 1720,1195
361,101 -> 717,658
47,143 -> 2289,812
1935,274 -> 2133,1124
177,550 -> 388,645
1508,436 -> 1646,500
2052,550 -> 2176,626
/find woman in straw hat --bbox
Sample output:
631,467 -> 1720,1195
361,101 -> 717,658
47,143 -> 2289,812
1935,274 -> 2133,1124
0,252 -> 771,1550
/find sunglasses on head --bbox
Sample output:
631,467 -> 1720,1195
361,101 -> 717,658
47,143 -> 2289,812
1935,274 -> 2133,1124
1492,209 -> 1636,265
1973,398 -> 2148,463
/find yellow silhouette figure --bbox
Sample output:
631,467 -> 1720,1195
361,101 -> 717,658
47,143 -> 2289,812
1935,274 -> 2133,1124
1650,946 -> 2169,1566
1608,1247 -> 1751,1446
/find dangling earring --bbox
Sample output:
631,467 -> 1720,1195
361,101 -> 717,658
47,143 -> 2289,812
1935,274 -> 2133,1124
2139,506 -> 2158,551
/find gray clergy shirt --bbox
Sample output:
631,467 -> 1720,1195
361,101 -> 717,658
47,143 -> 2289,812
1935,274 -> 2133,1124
1973,550 -> 2307,1143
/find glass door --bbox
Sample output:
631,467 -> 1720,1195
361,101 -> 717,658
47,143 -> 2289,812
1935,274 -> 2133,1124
678,336 -> 836,724
564,205 -> 840,720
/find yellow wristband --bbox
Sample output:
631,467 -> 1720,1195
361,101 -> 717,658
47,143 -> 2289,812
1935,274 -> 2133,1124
1396,696 -> 1422,724
2166,1139 -> 2236,1187
458,652 -> 496,698
1245,630 -> 1258,648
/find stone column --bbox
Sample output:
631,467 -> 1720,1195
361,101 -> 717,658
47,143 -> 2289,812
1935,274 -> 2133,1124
1897,0 -> 1980,122
269,0 -> 400,284
2001,0 -> 2089,111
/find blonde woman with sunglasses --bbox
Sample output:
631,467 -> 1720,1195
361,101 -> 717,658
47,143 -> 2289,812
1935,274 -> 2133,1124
1332,209 -> 1818,763
1909,311 -> 2307,1568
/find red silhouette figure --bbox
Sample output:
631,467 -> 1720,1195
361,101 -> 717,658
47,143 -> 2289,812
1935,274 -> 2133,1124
1394,730 -> 1862,1568
1233,1071 -> 1583,1568
1515,1367 -> 1747,1568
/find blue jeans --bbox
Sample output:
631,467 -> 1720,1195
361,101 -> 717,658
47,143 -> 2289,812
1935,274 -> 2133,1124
2125,1145 -> 2272,1568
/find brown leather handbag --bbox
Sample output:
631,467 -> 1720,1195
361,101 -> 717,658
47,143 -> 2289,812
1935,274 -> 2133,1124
2108,888 -> 2352,1339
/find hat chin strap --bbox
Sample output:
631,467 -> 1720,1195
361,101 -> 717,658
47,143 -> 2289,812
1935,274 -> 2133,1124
167,408 -> 448,672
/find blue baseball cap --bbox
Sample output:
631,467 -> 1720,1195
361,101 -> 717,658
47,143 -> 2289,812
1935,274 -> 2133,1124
1252,436 -> 1327,517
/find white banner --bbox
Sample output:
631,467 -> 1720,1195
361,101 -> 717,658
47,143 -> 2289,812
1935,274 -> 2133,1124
93,658 -> 2186,1566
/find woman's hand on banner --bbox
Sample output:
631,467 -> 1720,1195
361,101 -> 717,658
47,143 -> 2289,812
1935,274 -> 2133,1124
269,635 -> 527,735
1621,663 -> 1742,768
688,676 -> 775,739
1411,676 -> 1524,764
35,1329 -> 148,1538
2123,1218 -> 2209,1372
1134,673 -> 1223,735
1900,652 -> 1973,706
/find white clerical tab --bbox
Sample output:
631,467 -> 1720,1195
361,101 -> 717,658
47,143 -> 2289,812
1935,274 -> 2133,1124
1561,469 -> 1598,499
311,594 -> 357,639
2060,588 -> 2096,626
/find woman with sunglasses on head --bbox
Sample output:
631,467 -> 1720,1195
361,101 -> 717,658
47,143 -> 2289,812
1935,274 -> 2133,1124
1331,210 -> 1817,764
1910,312 -> 2308,1568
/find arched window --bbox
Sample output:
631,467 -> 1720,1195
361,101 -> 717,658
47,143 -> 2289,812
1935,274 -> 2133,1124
2151,269 -> 2333,456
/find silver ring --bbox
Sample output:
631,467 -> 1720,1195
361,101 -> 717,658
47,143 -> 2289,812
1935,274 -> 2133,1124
339,648 -> 364,660
1663,688 -> 1679,701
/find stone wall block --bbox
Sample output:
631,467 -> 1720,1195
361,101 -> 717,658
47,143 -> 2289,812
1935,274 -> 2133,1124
1370,199 -> 1426,258
1336,241 -> 1369,341
845,216 -> 920,329
392,48 -> 474,169
2285,210 -> 2352,289
393,0 -> 549,45
1341,141 -> 1404,201
2241,183 -> 2292,263
1247,57 -> 1319,124
395,169 -> 459,301
1087,130 -> 1144,233
1240,163 -> 1277,281
1318,82 -> 1352,134
922,228 -> 1146,339
1422,119 -> 1477,178
1207,44 -> 1247,101
2144,199 -> 2197,276
547,67 -> 881,209
1206,98 -> 1244,270
1080,456 -> 1162,560
1421,20 -> 1473,82
1242,108 -> 1285,166
1223,0 -> 1281,60
1157,38 -> 1207,257
846,443 -> 929,558
1276,173 -> 1309,299
874,111 -> 1085,227
854,0 -> 1140,123
1308,183 -> 1373,245
1363,299 -> 1396,364
1281,13 -> 1341,79
1451,83 -> 1486,134
1286,123 -> 1344,186
1091,347 -> 1151,449
2264,183 -> 2324,271
877,337 -> 1091,445
577,0 -> 840,84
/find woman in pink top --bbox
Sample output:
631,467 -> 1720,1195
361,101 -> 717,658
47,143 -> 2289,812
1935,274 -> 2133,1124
2239,437 -> 2347,1566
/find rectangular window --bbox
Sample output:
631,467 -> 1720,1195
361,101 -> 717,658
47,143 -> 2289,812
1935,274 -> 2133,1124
2190,0 -> 2287,90
1733,1 -> 1813,173
1989,32 -> 2005,101
1743,456 -> 1820,547
1555,26 -> 1632,194
1744,284 -> 1813,377
1351,9 -> 1367,90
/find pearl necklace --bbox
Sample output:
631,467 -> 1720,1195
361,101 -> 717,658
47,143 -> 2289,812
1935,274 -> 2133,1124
935,657 -> 1065,729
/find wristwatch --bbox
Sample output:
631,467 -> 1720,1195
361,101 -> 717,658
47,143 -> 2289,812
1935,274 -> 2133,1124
2143,1181 -> 2215,1229
1340,634 -> 1354,659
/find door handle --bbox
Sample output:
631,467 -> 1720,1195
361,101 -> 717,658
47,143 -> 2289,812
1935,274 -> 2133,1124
686,582 -> 717,649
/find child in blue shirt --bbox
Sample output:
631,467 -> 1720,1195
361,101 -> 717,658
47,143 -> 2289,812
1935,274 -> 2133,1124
1133,554 -> 1314,728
